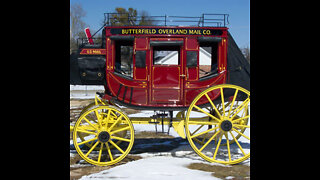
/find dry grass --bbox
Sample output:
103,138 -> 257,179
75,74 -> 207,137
70,99 -> 93,108
187,163 -> 250,179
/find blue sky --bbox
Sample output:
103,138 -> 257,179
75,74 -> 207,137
70,0 -> 250,48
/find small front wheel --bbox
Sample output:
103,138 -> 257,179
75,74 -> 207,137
73,105 -> 134,166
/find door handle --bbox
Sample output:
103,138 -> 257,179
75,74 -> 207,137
180,74 -> 186,78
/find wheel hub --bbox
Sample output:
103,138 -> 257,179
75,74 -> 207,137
220,120 -> 232,131
98,131 -> 110,143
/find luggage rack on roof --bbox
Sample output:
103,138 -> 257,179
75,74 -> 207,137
103,13 -> 229,27
79,13 -> 229,47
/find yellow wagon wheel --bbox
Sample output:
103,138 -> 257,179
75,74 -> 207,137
78,104 -> 127,150
185,84 -> 250,165
73,105 -> 134,166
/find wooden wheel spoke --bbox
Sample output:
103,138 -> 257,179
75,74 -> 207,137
106,143 -> 114,161
201,133 -> 207,144
233,124 -> 250,129
232,115 -> 250,122
108,115 -> 123,131
213,134 -> 222,160
110,126 -> 130,135
230,131 -> 246,156
226,133 -> 231,162
105,109 -> 112,125
230,98 -> 250,120
193,137 -> 203,144
78,137 -> 98,146
85,141 -> 100,157
109,140 -> 125,154
241,103 -> 248,117
83,117 -> 99,131
232,128 -> 250,140
111,135 -> 131,142
199,131 -> 220,152
191,126 -> 219,139
193,105 -> 221,122
76,128 -> 97,135
220,88 -> 225,116
228,89 -> 238,117
204,93 -> 222,118
98,143 -> 104,162
109,110 -> 118,119
191,125 -> 204,136
94,110 -> 103,128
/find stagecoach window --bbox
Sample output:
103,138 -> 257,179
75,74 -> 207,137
115,40 -> 134,78
153,46 -> 180,65
199,42 -> 218,78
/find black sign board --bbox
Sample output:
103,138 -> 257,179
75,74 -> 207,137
110,28 -> 223,36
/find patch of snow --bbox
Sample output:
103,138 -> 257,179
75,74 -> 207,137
79,156 -> 221,180
70,85 -> 104,99
225,176 -> 234,179
70,96 -> 96,100
70,85 -> 104,90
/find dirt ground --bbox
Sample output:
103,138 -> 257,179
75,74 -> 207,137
187,163 -> 250,179
70,99 -> 250,180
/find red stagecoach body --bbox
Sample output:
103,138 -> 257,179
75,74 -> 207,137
71,14 -> 250,111
98,26 -> 229,109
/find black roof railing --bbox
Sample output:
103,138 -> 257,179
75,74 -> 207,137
89,13 -> 229,39
103,13 -> 229,27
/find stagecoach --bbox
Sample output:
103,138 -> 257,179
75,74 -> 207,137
70,13 -> 250,166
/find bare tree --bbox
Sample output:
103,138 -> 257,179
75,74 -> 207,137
109,7 -> 155,26
139,10 -> 155,25
70,3 -> 87,52
110,7 -> 137,26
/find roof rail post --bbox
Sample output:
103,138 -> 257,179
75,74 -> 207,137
165,15 -> 167,26
107,13 -> 109,25
202,14 -> 204,27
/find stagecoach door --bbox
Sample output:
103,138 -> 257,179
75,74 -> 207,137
150,39 -> 184,104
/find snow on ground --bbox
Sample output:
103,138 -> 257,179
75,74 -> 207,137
70,85 -> 104,99
70,85 -> 105,91
80,156 -> 220,180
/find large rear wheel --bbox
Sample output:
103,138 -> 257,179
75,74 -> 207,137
185,84 -> 250,165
